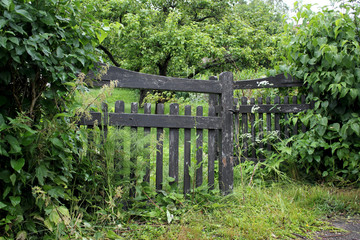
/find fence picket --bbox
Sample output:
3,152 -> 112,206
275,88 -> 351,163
258,97 -> 264,159
184,105 -> 191,194
292,96 -> 298,135
115,100 -> 125,180
266,97 -> 272,151
196,106 -> 203,188
241,97 -> 248,158
208,106 -> 216,190
143,103 -> 151,183
156,103 -> 164,191
169,103 -> 179,186
130,102 -> 138,198
250,98 -> 256,158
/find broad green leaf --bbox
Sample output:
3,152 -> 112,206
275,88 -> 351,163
351,123 -> 360,136
6,134 -> 21,153
16,231 -> 27,240
56,47 -> 64,58
0,19 -> 7,29
8,37 -> 18,45
49,209 -> 60,224
0,36 -> 7,48
10,173 -> 16,186
9,196 -> 20,206
50,137 -> 63,148
0,201 -> 6,209
10,158 -> 25,172
3,186 -> 11,198
44,218 -> 53,231
329,123 -> 340,132
1,0 -> 12,11
15,9 -> 33,22
36,164 -> 48,185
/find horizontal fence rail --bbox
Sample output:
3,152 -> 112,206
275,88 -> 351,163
234,95 -> 311,163
88,65 -> 223,94
233,74 -> 303,89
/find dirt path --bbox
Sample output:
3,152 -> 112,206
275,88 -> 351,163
312,216 -> 360,240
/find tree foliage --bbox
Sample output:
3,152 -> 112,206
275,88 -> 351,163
88,0 -> 287,78
279,0 -> 360,183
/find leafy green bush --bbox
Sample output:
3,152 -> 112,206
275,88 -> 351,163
0,0 -> 104,237
278,1 -> 360,184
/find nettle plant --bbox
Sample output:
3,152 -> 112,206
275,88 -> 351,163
278,1 -> 360,183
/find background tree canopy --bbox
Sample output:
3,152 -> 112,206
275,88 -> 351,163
87,0 -> 288,78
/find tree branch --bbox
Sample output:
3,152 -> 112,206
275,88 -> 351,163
97,45 -> 120,67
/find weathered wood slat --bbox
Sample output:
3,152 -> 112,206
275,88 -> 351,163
301,95 -> 307,133
292,96 -> 298,135
241,97 -> 248,158
235,104 -> 311,113
208,106 -> 216,190
115,101 -> 125,180
196,106 -> 203,188
284,96 -> 289,139
104,113 -> 221,129
233,98 -> 240,165
130,102 -> 138,198
183,105 -> 191,194
219,72 -> 234,194
156,104 -> 164,191
266,97 -> 272,151
169,103 -> 179,186
90,66 -> 222,94
101,103 -> 108,140
233,74 -> 303,89
258,97 -> 264,159
274,96 -> 281,137
143,103 -> 151,183
250,98 -> 256,158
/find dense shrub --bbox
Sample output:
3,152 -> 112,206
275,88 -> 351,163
0,0 -> 102,238
278,1 -> 360,184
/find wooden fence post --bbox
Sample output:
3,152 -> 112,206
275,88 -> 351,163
219,72 -> 234,195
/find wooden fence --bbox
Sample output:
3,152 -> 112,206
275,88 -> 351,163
79,66 -> 309,195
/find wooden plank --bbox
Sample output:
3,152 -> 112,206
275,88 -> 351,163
274,96 -> 281,138
101,103 -> 108,140
143,103 -> 151,183
250,98 -> 256,158
284,96 -> 289,139
266,97 -> 272,151
219,72 -> 234,195
90,65 -> 222,94
233,74 -> 303,89
241,97 -> 248,158
301,95 -> 307,133
208,106 -> 216,190
115,101 -> 125,180
156,104 -> 164,191
292,96 -> 298,135
106,113 -> 221,129
258,97 -> 264,159
235,104 -> 311,113
78,112 -> 101,126
169,103 -> 179,186
196,106 -> 203,188
208,76 -> 220,190
130,102 -> 138,198
233,98 -> 240,165
183,105 -> 191,194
